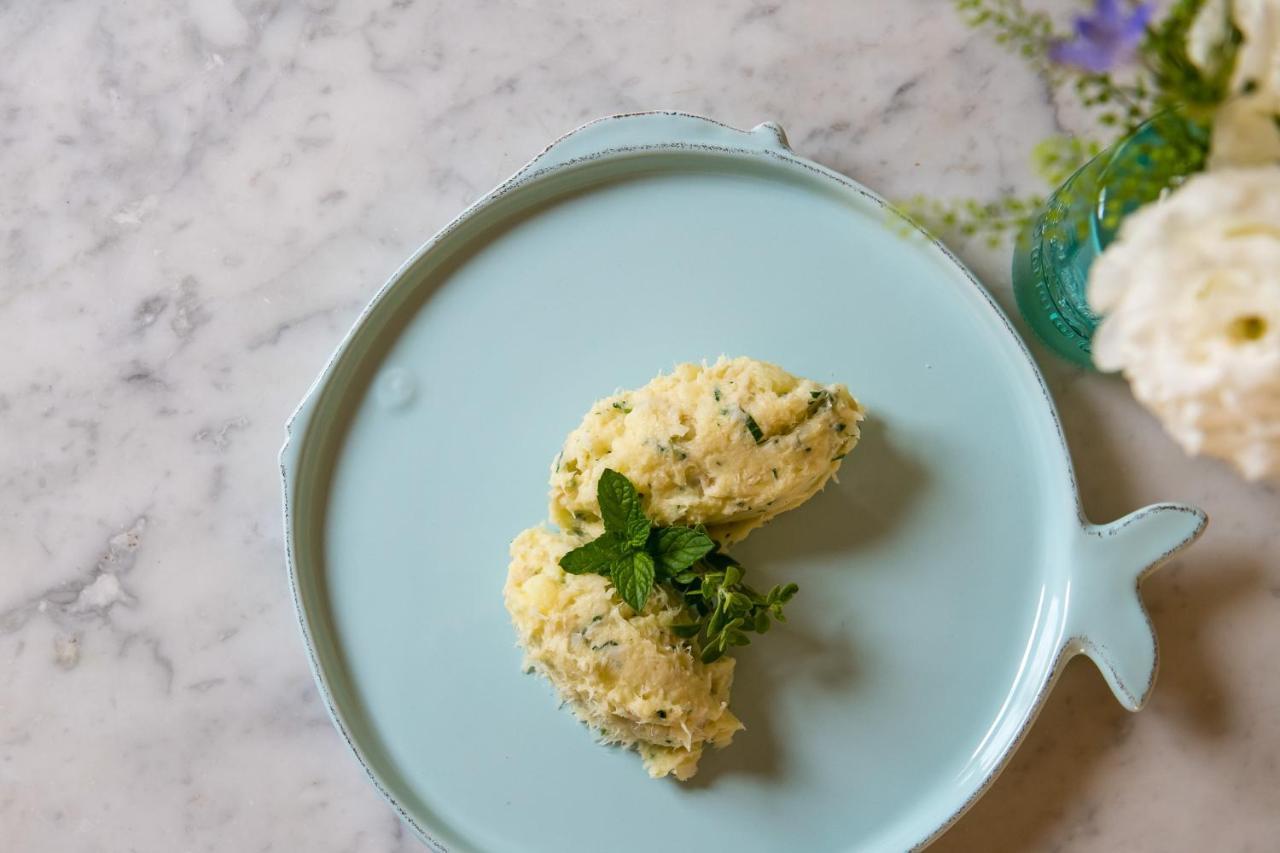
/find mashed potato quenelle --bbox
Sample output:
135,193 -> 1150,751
505,526 -> 743,780
550,357 -> 864,544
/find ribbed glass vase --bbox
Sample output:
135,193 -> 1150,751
1012,112 -> 1208,369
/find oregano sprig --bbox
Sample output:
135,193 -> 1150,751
668,551 -> 798,664
558,469 -> 798,663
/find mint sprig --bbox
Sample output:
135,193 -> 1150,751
559,469 -> 711,610
558,469 -> 798,662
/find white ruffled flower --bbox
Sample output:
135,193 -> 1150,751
1089,168 -> 1280,481
1192,0 -> 1280,168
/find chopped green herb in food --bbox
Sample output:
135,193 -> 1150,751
742,410 -> 765,444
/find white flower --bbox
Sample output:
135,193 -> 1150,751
1089,168 -> 1280,481
1201,0 -> 1280,168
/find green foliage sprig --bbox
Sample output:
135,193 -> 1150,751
905,0 -> 1240,246
954,0 -> 1055,65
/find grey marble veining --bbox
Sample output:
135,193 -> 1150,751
1,1 -> 1277,851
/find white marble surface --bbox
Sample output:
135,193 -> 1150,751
2,1 -> 1277,850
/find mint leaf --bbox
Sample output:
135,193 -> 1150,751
650,527 -> 715,576
559,533 -> 626,575
597,468 -> 649,547
610,550 -> 655,612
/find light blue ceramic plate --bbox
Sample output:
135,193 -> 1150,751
281,113 -> 1207,852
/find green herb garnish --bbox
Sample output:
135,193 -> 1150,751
558,469 -> 798,663
742,410 -> 765,444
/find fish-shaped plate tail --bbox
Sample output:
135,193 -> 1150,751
1069,504 -> 1207,711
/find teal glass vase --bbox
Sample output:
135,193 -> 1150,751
1012,113 -> 1208,369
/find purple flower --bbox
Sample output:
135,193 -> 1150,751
1049,0 -> 1153,72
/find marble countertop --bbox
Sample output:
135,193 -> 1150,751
3,1 -> 1277,850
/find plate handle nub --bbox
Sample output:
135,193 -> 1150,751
1067,504 -> 1207,711
514,112 -> 794,179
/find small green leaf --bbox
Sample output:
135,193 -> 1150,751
722,564 -> 743,588
707,600 -> 728,636
611,550 -> 655,613
650,527 -> 716,576
559,533 -> 626,575
597,468 -> 650,547
671,622 -> 702,638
